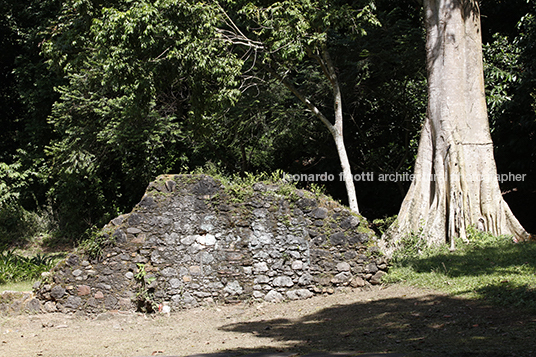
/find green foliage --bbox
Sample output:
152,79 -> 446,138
191,163 -> 297,199
0,158 -> 56,247
0,162 -> 26,207
238,0 -> 379,60
1,0 -> 534,248
390,227 -> 428,262
78,228 -> 116,259
483,5 -> 536,194
0,249 -> 58,284
308,183 -> 326,197
134,263 -> 158,313
465,225 -> 514,248
0,155 -> 47,208
483,34 -> 521,121
39,0 -> 244,239
0,204 -> 42,247
0,0 -> 62,211
371,215 -> 397,236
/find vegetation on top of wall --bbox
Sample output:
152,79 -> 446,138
75,172 -> 377,260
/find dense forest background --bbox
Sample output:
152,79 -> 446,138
1,0 -> 535,247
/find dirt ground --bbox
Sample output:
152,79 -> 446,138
1,284 -> 535,357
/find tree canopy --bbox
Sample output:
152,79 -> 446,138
0,0 -> 534,246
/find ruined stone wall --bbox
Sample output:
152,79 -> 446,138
36,174 -> 388,313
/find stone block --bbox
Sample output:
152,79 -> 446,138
365,263 -> 379,274
50,285 -> 66,301
196,234 -> 216,246
254,275 -> 270,284
161,267 -> 178,277
252,291 -> 265,299
291,260 -> 304,270
298,273 -> 313,286
310,207 -> 328,219
350,277 -> 366,287
127,227 -> 141,234
24,298 -> 41,313
273,276 -> 294,287
286,289 -> 314,300
340,216 -> 360,229
370,271 -> 386,285
169,278 -> 182,289
189,266 -> 202,275
223,281 -> 243,295
64,296 -> 82,309
43,301 -> 57,313
330,232 -> 347,245
331,272 -> 352,284
264,290 -> 284,303
104,296 -> 118,309
336,262 -> 351,272
77,285 -> 91,296
253,262 -> 269,273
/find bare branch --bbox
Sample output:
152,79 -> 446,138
213,1 -> 264,50
215,28 -> 264,49
263,63 -> 336,137
150,46 -> 172,62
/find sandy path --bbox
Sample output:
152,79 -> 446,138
1,285 -> 534,357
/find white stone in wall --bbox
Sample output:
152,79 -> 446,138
254,275 -> 270,284
336,262 -> 351,272
291,260 -> 304,270
253,291 -> 265,299
273,276 -> 294,287
169,278 -> 182,289
223,281 -> 243,295
253,262 -> 269,273
196,234 -> 216,245
286,289 -> 313,300
264,290 -> 284,303
161,267 -> 178,277
180,235 -> 197,245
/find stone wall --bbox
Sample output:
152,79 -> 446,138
35,174 -> 388,313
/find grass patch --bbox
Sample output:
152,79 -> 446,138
384,227 -> 536,310
0,248 -> 61,284
0,280 -> 35,292
190,164 -> 301,203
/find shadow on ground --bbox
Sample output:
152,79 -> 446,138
393,241 -> 536,310
403,242 -> 536,278
219,292 -> 536,356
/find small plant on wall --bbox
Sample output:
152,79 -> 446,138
134,263 -> 158,313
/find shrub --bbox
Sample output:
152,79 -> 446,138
0,249 -> 59,284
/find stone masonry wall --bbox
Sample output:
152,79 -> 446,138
35,174 -> 388,313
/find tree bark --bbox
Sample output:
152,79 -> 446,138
322,48 -> 359,214
382,0 -> 529,254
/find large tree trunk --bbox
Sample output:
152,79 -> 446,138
382,0 -> 529,254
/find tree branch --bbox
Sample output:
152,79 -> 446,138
305,45 -> 333,87
263,63 -> 336,137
